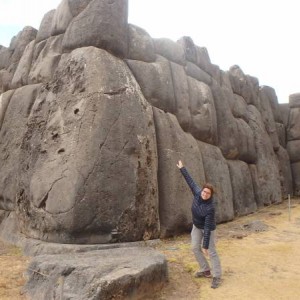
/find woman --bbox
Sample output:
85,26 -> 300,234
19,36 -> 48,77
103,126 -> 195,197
177,160 -> 222,289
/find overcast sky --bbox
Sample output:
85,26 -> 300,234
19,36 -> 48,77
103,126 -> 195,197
0,0 -> 299,103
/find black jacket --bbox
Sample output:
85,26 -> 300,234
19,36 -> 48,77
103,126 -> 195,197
180,167 -> 216,249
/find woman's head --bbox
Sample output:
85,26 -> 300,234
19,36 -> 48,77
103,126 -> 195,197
201,183 -> 214,200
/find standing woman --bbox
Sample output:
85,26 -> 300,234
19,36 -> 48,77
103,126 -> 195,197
177,160 -> 222,289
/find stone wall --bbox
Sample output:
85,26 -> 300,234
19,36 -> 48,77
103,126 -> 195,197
0,0 -> 297,243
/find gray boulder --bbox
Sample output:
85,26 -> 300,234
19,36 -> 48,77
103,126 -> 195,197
29,35 -> 63,84
227,160 -> 257,216
153,108 -> 205,237
62,0 -> 129,58
25,247 -> 167,300
127,24 -> 156,62
276,146 -> 293,198
247,105 -> 282,204
291,162 -> 300,196
227,65 -> 259,107
0,46 -> 12,69
259,86 -> 280,151
126,56 -> 176,113
198,141 -> 234,223
8,26 -> 37,75
36,10 -> 56,43
289,93 -> 300,108
170,62 -> 191,131
287,106 -> 300,141
17,47 -> 159,244
184,61 -> 212,86
11,40 -> 35,88
0,84 -> 42,211
0,90 -> 14,131
153,38 -> 185,66
188,77 -> 217,144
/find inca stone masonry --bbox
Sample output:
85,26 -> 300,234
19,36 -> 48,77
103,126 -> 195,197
0,0 -> 299,244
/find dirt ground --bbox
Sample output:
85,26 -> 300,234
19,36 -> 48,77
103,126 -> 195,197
151,198 -> 300,300
1,198 -> 300,300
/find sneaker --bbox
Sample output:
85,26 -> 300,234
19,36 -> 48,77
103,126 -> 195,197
211,277 -> 221,289
194,270 -> 211,278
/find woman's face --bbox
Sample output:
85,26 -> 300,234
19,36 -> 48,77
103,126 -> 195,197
201,188 -> 212,200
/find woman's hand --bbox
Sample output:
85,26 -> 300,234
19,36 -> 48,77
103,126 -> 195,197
177,160 -> 183,169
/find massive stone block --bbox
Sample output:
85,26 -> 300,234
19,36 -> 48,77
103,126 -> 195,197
259,86 -> 280,151
16,47 -> 159,243
210,82 -> 256,163
227,160 -> 257,216
291,162 -> 300,196
8,27 -> 37,75
0,90 -> 14,132
126,56 -> 176,114
247,105 -> 282,204
170,62 -> 191,131
0,47 -> 12,70
36,10 -> 56,43
28,35 -> 64,84
153,38 -> 185,66
287,140 -> 300,163
287,107 -> 300,141
62,0 -> 129,58
188,77 -> 217,144
0,84 -> 42,211
276,146 -> 293,198
153,108 -> 205,237
127,24 -> 156,63
11,40 -> 35,88
198,141 -> 234,223
227,65 -> 259,107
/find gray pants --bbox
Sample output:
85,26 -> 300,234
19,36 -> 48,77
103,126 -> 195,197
191,225 -> 222,278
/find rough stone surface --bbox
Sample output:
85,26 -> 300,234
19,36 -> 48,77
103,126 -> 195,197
198,141 -> 234,223
0,84 -> 42,211
28,35 -> 63,84
289,93 -> 300,108
153,108 -> 204,237
126,56 -> 176,113
247,105 -> 282,204
227,160 -> 257,216
210,82 -> 256,163
153,38 -> 185,66
188,77 -> 217,144
127,24 -> 156,63
36,10 -> 56,43
17,47 -> 159,244
287,107 -> 300,141
11,40 -> 35,88
0,0 -> 298,250
0,90 -> 14,132
25,247 -> 167,300
291,162 -> 300,196
259,86 -> 280,151
62,0 -> 129,57
276,146 -> 293,198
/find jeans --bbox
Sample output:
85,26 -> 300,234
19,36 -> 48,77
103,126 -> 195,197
191,225 -> 222,278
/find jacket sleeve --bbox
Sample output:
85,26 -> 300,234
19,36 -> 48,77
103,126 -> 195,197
180,167 -> 201,196
202,210 -> 215,249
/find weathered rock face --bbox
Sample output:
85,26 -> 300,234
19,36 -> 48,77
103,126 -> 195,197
287,93 -> 300,195
62,0 -> 128,57
16,47 -> 159,243
0,0 -> 299,244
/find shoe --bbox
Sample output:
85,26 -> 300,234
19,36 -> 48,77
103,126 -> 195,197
194,270 -> 211,278
211,277 -> 221,289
